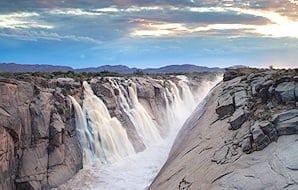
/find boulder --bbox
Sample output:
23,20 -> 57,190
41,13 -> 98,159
273,109 -> 298,136
275,82 -> 295,104
228,108 -> 247,130
258,121 -> 277,142
216,92 -> 235,119
250,77 -> 265,96
250,122 -> 271,151
234,90 -> 248,108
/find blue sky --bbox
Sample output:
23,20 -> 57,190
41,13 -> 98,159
0,0 -> 297,69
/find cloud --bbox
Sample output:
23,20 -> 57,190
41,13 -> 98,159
130,7 -> 298,38
48,8 -> 103,16
0,28 -> 102,44
0,12 -> 53,29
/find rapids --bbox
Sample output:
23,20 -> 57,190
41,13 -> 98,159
61,75 -> 222,190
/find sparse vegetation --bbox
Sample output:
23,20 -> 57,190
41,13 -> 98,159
252,109 -> 272,121
0,70 -> 223,81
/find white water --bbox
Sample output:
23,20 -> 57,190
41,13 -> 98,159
63,75 -> 222,190
77,81 -> 135,165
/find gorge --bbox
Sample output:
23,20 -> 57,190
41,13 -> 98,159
0,71 -> 221,189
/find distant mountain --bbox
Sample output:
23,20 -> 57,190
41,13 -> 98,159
0,63 -> 73,73
0,63 -> 223,74
143,64 -> 222,73
76,65 -> 137,73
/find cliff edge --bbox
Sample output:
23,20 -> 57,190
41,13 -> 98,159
149,68 -> 298,190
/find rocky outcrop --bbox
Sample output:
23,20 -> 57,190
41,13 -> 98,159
0,77 -> 83,190
149,68 -> 298,190
216,68 -> 298,153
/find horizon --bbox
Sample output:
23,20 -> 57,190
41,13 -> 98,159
0,1 -> 297,69
1,62 -> 226,70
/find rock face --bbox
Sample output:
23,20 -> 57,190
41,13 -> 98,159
149,68 -> 298,190
0,77 -> 83,190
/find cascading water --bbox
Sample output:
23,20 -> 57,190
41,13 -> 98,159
69,96 -> 94,166
127,82 -> 162,146
71,81 -> 135,165
63,75 -> 222,190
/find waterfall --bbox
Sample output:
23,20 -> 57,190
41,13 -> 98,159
69,75 -> 221,166
70,82 -> 135,165
127,82 -> 162,146
110,80 -> 162,147
69,96 -> 95,166
63,75 -> 223,189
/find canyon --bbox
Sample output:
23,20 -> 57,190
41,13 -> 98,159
0,72 -> 221,189
1,68 -> 297,190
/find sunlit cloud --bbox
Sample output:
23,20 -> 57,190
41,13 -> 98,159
0,12 -> 53,29
130,7 -> 298,38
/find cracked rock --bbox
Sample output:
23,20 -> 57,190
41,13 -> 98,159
250,122 -> 271,151
273,109 -> 298,136
228,108 -> 247,130
216,92 -> 235,119
259,121 -> 277,142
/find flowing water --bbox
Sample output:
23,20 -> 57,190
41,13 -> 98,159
62,75 -> 222,190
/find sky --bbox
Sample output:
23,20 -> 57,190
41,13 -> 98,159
0,0 -> 297,69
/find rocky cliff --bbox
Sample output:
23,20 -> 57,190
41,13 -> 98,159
0,72 -> 220,189
0,77 -> 83,190
149,68 -> 298,190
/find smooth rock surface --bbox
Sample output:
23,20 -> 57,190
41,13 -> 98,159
150,68 -> 298,190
